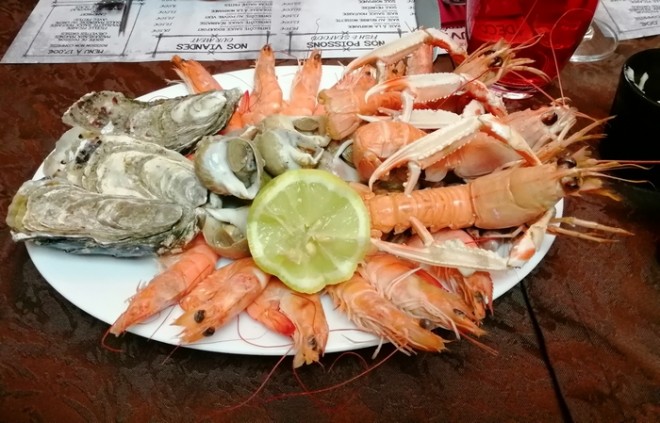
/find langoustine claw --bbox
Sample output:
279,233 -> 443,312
344,27 -> 468,80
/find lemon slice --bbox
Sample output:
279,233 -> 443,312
247,169 -> 371,294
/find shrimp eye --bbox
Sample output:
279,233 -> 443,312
203,327 -> 216,337
561,176 -> 580,191
541,111 -> 558,126
419,319 -> 433,330
557,156 -> 577,168
489,56 -> 503,68
308,336 -> 318,349
194,309 -> 205,323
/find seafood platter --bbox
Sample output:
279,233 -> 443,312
6,29 -> 630,367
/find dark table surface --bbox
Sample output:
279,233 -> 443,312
1,2 -> 659,422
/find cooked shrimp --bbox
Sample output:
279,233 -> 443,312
280,49 -> 323,116
247,279 -> 329,368
360,253 -> 485,337
362,160 -> 624,235
326,274 -> 447,354
171,55 -> 222,93
174,257 -> 270,344
109,237 -> 219,336
318,66 -> 402,140
243,44 -> 283,125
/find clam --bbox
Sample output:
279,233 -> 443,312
194,135 -> 265,200
62,89 -> 243,152
6,178 -> 200,257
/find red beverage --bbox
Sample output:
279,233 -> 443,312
466,0 -> 598,94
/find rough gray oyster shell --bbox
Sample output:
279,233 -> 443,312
62,89 -> 242,152
43,132 -> 208,207
6,178 -> 200,257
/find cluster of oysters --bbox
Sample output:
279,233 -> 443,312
6,88 -> 346,258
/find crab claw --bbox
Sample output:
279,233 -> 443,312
344,28 -> 468,77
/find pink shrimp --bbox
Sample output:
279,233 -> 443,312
280,49 -> 323,116
108,237 -> 219,336
174,257 -> 270,344
247,279 -> 329,368
326,274 -> 447,354
360,253 -> 485,337
242,44 -> 283,125
171,55 -> 222,93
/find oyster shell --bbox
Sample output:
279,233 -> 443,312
43,133 -> 208,207
6,178 -> 200,257
62,89 -> 242,152
194,135 -> 264,200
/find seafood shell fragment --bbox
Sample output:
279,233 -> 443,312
254,128 -> 331,176
6,178 -> 200,257
62,89 -> 242,152
201,205 -> 251,259
43,133 -> 208,207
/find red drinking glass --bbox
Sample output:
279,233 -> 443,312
465,0 -> 598,98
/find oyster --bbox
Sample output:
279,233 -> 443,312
6,178 -> 200,257
194,135 -> 264,200
43,133 -> 208,207
62,89 -> 242,152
